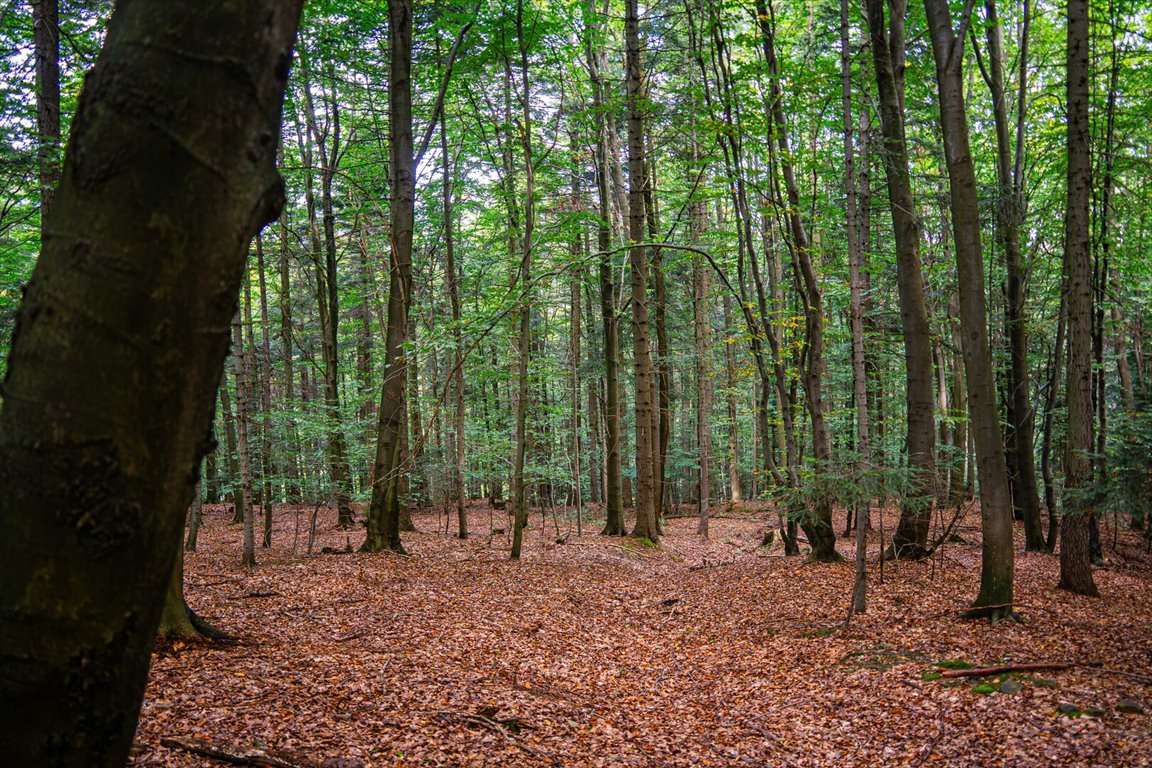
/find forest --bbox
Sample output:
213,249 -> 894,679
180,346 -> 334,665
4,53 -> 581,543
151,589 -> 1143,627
1,0 -> 1151,766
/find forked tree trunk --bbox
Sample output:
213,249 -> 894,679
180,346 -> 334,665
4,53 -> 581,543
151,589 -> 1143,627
586,0 -> 624,533
975,0 -> 1043,550
0,2 -> 301,763
757,0 -> 839,562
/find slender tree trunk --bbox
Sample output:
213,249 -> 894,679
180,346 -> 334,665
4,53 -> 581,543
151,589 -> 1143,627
185,477 -> 203,553
692,161 -> 713,537
722,293 -> 743,502
844,0 -> 870,613
923,0 -> 1015,618
233,307 -> 256,569
975,0 -> 1043,550
220,372 -> 243,522
757,0 -> 839,562
625,0 -> 659,542
33,0 -> 60,232
363,0 -> 414,554
255,237 -> 275,546
571,178 -> 585,534
863,0 -> 937,559
1041,294 -> 1066,551
442,108 -> 468,539
510,0 -> 537,559
278,202 -> 301,502
299,54 -> 354,527
1059,0 -> 1099,596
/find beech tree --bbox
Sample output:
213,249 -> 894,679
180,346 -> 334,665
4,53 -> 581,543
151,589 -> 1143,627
923,0 -> 1015,620
0,1 -> 303,765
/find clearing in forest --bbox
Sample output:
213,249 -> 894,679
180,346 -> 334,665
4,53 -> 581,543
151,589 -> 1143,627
132,504 -> 1152,767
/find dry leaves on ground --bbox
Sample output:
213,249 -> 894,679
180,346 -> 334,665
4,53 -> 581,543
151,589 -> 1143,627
130,502 -> 1152,767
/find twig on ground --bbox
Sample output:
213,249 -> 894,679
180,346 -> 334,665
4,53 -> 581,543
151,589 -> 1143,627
940,662 -> 1075,679
160,736 -> 331,768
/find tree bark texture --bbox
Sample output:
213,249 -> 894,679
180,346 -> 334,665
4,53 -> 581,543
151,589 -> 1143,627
33,0 -> 60,232
364,0 -> 414,554
922,0 -> 1015,615
978,0 -> 1043,550
625,0 -> 659,542
1059,0 -> 1099,597
0,2 -> 302,765
864,0 -> 937,559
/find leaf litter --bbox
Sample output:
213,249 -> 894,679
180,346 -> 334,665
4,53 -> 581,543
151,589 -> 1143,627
131,503 -> 1152,767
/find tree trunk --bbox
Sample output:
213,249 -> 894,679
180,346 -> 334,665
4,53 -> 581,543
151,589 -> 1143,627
300,57 -> 355,528
975,0 -> 1043,550
185,477 -> 203,553
757,0 -> 839,562
692,161 -> 713,537
278,201 -> 301,502
722,293 -> 743,503
922,0 -> 1015,618
1059,0 -> 1099,597
442,106 -> 468,540
510,0 -> 537,560
863,0 -> 936,559
1041,293 -> 1067,552
255,237 -> 275,546
625,0 -> 659,542
220,371 -> 243,522
363,0 -> 414,554
33,0 -> 60,232
0,2 -> 301,763
232,307 -> 256,569
843,0 -> 870,613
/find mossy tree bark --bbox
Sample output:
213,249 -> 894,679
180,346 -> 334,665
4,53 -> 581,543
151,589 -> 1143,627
0,2 -> 302,764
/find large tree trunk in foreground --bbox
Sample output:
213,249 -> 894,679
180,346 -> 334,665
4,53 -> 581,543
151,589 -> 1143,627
0,2 -> 302,765
1059,0 -> 1099,597
923,0 -> 1015,619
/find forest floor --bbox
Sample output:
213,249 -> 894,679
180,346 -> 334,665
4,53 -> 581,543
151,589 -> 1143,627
130,501 -> 1152,768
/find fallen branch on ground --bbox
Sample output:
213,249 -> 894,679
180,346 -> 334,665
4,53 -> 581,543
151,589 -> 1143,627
939,662 -> 1075,679
431,709 -> 559,766
159,736 -> 334,768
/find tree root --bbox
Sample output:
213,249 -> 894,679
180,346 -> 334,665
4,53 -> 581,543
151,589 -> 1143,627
958,603 -> 1024,625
